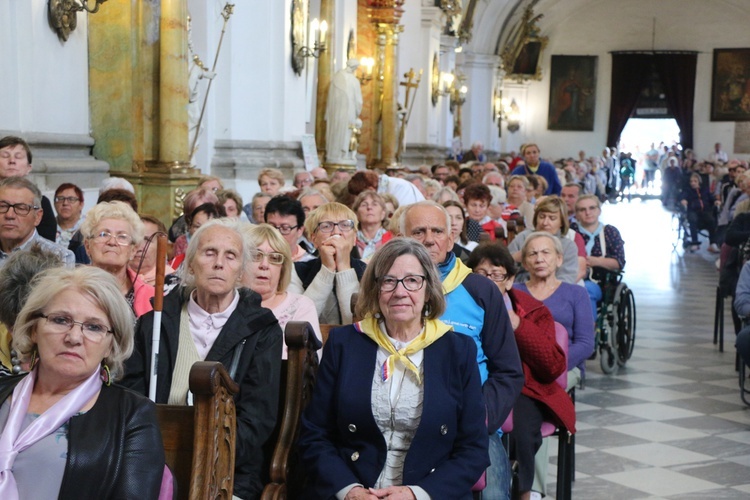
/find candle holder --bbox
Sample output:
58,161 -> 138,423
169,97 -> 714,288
49,0 -> 109,42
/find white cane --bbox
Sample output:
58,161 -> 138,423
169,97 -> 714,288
149,233 -> 168,402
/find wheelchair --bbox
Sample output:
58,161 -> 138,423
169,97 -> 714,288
671,208 -> 691,250
594,270 -> 637,374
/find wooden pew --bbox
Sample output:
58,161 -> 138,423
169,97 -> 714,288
156,361 -> 239,500
261,321 -> 322,500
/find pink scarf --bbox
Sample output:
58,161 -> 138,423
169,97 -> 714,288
0,367 -> 102,499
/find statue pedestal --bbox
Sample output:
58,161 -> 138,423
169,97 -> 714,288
324,160 -> 358,175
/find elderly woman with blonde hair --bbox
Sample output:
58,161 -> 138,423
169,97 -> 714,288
0,266 -> 165,498
258,167 -> 286,196
289,202 -> 366,324
242,223 -> 321,357
81,201 -> 154,317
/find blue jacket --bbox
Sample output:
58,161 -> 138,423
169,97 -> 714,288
512,161 -> 563,195
438,253 -> 524,433
298,324 -> 490,499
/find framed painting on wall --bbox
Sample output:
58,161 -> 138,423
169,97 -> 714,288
547,55 -> 597,131
711,48 -> 750,121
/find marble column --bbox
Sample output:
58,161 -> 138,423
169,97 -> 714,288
159,0 -> 190,168
316,0 -> 335,158
368,1 -> 404,169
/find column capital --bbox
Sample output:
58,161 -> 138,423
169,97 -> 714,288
367,0 -> 404,25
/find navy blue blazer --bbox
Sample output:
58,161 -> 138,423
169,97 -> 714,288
298,324 -> 489,499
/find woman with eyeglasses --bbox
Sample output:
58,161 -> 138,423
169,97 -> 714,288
242,224 -> 321,358
299,238 -> 489,499
0,265 -> 166,498
353,190 -> 391,261
53,183 -> 85,249
467,242 -> 574,500
80,201 -> 155,318
291,202 -> 366,324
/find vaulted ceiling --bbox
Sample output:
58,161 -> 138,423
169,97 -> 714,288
465,0 -> 750,58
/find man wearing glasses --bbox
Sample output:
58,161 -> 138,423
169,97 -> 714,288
0,136 -> 58,242
0,177 -> 74,267
263,195 -> 315,262
401,200 -> 523,500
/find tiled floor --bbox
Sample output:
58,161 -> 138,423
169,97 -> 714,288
544,199 -> 750,499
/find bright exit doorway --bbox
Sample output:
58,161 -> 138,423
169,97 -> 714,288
619,118 -> 681,196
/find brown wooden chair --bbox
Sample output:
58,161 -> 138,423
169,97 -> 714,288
261,321 -> 322,500
156,361 -> 239,500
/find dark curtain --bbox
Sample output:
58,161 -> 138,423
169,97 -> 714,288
654,53 -> 697,149
606,53 -> 653,147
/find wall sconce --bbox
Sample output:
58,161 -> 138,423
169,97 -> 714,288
298,18 -> 328,59
358,57 -> 375,84
500,98 -> 521,133
48,0 -> 108,42
448,74 -> 468,114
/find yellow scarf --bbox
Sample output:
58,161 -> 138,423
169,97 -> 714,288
441,256 -> 472,294
357,315 -> 452,384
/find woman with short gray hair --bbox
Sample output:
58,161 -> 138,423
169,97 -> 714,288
122,217 -> 283,499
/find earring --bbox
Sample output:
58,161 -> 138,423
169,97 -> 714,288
374,312 -> 381,319
101,363 -> 112,386
423,305 -> 431,317
29,348 -> 38,370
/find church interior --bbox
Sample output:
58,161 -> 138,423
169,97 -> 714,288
3,1 -> 750,498
2,0 -> 748,214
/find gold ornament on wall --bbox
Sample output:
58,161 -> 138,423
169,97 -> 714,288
48,0 -> 109,42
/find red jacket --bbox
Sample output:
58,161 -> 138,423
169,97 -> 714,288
509,288 -> 576,433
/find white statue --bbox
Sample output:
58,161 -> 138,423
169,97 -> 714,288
188,15 -> 216,160
326,59 -> 363,166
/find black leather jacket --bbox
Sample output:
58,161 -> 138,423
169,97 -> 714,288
121,286 -> 283,500
0,376 -> 164,499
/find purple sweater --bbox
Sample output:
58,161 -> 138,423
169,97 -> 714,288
514,282 -> 594,373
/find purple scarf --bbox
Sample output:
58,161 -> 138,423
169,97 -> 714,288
0,366 -> 102,499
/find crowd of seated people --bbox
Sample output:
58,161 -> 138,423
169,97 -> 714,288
0,134 -> 657,499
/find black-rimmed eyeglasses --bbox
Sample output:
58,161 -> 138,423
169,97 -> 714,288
0,202 -> 39,216
378,275 -> 426,292
316,220 -> 355,233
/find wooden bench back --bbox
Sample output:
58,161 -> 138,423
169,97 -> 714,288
156,361 -> 239,500
261,321 -> 322,499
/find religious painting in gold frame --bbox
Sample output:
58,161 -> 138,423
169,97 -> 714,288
504,36 -> 547,82
500,6 -> 547,82
711,48 -> 750,122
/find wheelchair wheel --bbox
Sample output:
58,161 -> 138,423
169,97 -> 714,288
615,285 -> 636,366
600,343 -> 618,374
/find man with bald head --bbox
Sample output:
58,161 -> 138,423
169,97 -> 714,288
402,201 -> 523,499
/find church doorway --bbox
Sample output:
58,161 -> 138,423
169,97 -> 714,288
619,118 -> 681,197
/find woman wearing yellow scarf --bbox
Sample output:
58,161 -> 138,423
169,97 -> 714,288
299,238 -> 489,499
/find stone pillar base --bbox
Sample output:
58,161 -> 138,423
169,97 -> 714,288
118,168 -> 202,226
